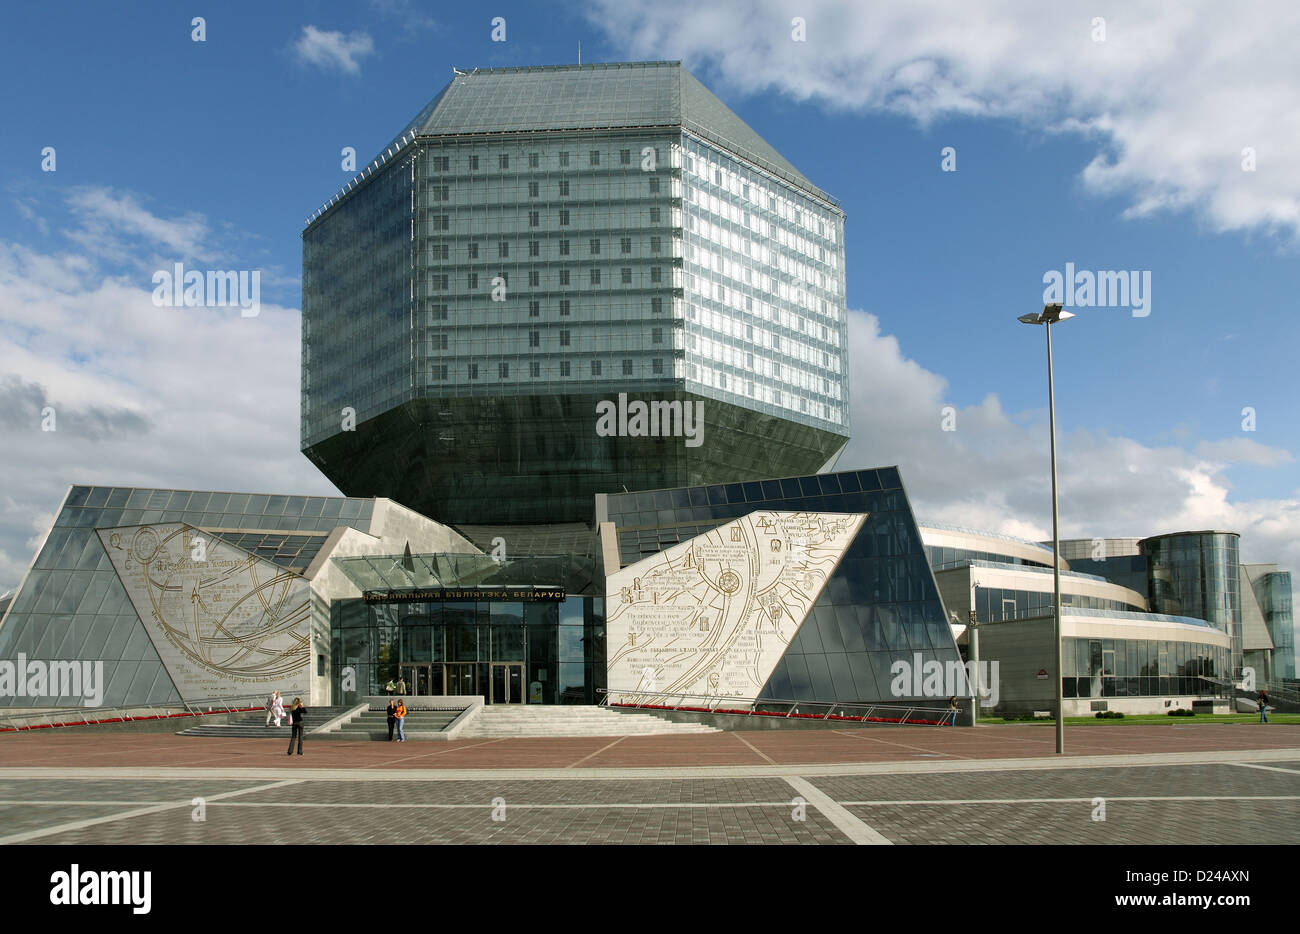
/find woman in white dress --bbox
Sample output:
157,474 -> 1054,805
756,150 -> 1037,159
271,691 -> 285,727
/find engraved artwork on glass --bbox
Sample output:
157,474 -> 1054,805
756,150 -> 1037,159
606,510 -> 865,705
97,523 -> 311,700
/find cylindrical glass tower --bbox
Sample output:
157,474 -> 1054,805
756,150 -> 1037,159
1255,570 -> 1295,681
1140,531 -> 1242,676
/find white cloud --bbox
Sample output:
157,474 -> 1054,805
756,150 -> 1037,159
368,0 -> 436,37
45,187 -> 216,275
13,197 -> 48,236
838,310 -> 1300,580
0,238 -> 334,589
1194,438 -> 1294,468
587,0 -> 1300,239
291,25 -> 375,75
65,188 -> 210,260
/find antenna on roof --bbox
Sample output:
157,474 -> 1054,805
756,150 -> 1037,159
578,42 -> 581,65
453,66 -> 467,76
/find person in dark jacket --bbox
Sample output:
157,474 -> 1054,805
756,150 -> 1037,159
286,698 -> 308,755
1258,690 -> 1270,724
386,700 -> 398,740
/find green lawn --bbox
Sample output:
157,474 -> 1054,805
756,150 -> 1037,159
979,713 -> 1300,726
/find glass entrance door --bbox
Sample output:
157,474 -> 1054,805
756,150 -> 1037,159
397,664 -> 415,696
491,663 -> 524,704
445,663 -> 478,696
400,664 -> 433,696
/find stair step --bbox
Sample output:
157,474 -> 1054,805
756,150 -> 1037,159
459,705 -> 719,737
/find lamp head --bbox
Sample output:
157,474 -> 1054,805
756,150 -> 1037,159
1019,303 -> 1075,325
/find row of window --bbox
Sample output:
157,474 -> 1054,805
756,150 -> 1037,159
432,359 -> 669,380
688,191 -> 836,279
1063,637 -> 1228,679
425,267 -> 669,290
426,236 -> 666,259
691,316 -> 821,356
683,336 -> 836,393
430,148 -> 660,172
689,232 -> 834,301
684,272 -> 841,363
973,586 -> 1141,621
681,363 -> 837,418
428,326 -> 668,350
426,211 -> 672,232
688,309 -> 840,367
926,545 -> 1050,572
1063,677 -> 1216,699
421,297 -> 668,321
684,147 -> 836,242
428,178 -> 662,200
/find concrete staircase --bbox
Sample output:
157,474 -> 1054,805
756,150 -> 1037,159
178,706 -> 354,738
460,705 -> 720,738
330,708 -> 465,741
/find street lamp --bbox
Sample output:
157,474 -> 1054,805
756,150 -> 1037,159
1019,302 -> 1074,755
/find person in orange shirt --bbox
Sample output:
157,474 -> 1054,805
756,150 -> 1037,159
394,699 -> 407,742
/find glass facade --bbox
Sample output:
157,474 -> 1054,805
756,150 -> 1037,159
1060,635 -> 1228,699
1254,570 -> 1295,681
331,594 -> 605,705
301,149 -> 415,445
0,486 -> 374,708
1141,532 -> 1242,674
605,466 -> 960,704
1059,554 -> 1148,595
680,134 -> 847,433
925,545 -> 1052,572
301,61 -> 849,526
974,586 -> 1139,622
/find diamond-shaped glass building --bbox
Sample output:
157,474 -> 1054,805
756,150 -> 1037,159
301,61 -> 849,526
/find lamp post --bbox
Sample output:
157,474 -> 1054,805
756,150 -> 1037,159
1018,302 -> 1074,755
968,608 -> 979,726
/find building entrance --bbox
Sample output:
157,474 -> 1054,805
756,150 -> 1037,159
348,595 -> 605,705
396,662 -> 522,704
490,663 -> 524,704
445,662 -> 478,696
398,664 -> 443,697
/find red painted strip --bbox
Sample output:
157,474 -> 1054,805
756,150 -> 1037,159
609,702 -> 929,725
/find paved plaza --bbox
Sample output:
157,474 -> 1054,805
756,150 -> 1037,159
0,724 -> 1297,844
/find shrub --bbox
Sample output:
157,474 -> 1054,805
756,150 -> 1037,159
1167,708 -> 1195,716
1095,710 -> 1125,719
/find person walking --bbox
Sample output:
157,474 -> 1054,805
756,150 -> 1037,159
271,691 -> 285,727
286,698 -> 308,756
394,699 -> 407,742
947,695 -> 961,727
1258,690 -> 1270,724
396,676 -> 408,695
385,678 -> 396,695
386,699 -> 398,741
265,690 -> 277,727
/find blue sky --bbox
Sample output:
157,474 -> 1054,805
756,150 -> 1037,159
1,1 -> 1297,654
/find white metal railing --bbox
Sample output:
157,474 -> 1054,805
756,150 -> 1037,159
597,689 -> 953,725
0,693 -> 271,733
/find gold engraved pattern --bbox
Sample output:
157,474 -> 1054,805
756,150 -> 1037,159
99,523 -> 311,699
606,511 -> 865,706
